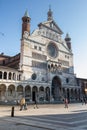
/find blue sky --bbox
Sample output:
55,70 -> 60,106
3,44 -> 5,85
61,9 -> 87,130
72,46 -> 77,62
0,0 -> 87,78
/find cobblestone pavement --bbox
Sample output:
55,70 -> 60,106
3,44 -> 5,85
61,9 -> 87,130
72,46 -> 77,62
0,103 -> 87,130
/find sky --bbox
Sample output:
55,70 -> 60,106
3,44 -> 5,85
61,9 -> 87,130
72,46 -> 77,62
0,0 -> 87,79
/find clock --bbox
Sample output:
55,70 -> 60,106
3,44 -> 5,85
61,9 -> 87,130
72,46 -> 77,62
47,42 -> 58,58
23,31 -> 29,38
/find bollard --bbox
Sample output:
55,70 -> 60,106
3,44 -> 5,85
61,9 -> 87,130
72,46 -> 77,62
11,106 -> 14,117
24,103 -> 27,110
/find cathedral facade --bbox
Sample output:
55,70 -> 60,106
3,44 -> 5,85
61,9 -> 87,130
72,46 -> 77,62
0,9 -> 81,104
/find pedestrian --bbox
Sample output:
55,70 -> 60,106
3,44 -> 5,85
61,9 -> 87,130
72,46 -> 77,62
64,98 -> 68,108
17,100 -> 20,105
82,97 -> 87,105
34,98 -> 38,109
20,97 -> 26,111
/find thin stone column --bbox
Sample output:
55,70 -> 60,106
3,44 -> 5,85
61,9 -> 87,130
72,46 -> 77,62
15,86 -> 17,101
65,88 -> 67,98
50,86 -> 54,102
49,86 -> 51,102
30,88 -> 32,102
5,86 -> 8,102
36,87 -> 39,102
7,72 -> 9,80
23,87 -> 25,97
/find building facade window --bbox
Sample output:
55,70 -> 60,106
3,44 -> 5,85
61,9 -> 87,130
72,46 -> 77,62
39,46 -> 41,51
66,78 -> 69,83
34,45 -> 37,50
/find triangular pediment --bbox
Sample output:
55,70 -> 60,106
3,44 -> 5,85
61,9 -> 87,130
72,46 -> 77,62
38,20 -> 63,35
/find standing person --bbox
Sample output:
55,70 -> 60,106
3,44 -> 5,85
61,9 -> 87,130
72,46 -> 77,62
64,98 -> 68,108
82,97 -> 87,105
84,98 -> 87,105
34,98 -> 38,109
20,97 -> 25,111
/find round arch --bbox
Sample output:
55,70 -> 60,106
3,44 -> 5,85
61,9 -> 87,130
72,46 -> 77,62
45,87 -> 50,101
17,85 -> 23,99
8,85 -> 15,100
39,86 -> 45,102
25,85 -> 31,101
39,86 -> 44,92
3,72 -> 7,79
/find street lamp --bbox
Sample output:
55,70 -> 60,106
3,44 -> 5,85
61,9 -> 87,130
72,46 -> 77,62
85,88 -> 87,92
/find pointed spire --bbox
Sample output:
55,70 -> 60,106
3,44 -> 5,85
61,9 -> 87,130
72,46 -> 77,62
65,33 -> 71,41
47,5 -> 53,21
49,5 -> 51,11
24,9 -> 29,17
65,33 -> 71,50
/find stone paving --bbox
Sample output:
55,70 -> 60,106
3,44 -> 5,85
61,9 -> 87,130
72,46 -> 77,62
0,103 -> 87,130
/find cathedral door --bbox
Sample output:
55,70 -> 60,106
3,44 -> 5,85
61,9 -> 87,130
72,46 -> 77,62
32,86 -> 38,102
52,76 -> 61,101
32,91 -> 36,101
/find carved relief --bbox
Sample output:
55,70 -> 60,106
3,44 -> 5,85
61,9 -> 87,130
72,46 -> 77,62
32,52 -> 47,61
32,60 -> 47,69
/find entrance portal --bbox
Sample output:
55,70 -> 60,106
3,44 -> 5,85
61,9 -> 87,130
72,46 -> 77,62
32,91 -> 36,101
52,76 -> 61,101
32,86 -> 38,102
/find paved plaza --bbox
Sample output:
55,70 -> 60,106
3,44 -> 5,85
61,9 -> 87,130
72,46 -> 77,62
0,103 -> 87,130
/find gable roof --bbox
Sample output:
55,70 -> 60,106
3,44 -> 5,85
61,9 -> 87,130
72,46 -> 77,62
38,20 -> 63,35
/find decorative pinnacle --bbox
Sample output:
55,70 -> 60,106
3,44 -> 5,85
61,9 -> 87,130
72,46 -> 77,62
47,5 -> 53,21
65,33 -> 71,41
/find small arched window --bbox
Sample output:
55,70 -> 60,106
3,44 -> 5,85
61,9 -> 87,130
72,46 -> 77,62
0,71 -> 2,79
66,78 -> 69,83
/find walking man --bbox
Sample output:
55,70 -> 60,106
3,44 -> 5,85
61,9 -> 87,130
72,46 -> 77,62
20,97 -> 26,111
64,98 -> 68,108
34,98 -> 38,109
